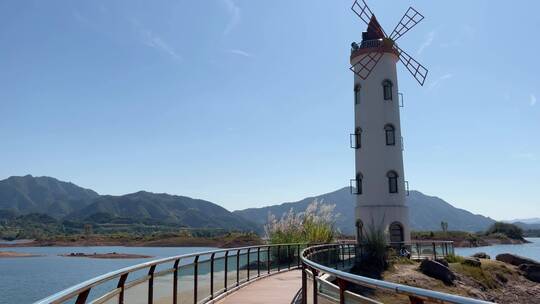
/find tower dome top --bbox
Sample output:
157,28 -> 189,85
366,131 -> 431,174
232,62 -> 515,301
362,16 -> 385,41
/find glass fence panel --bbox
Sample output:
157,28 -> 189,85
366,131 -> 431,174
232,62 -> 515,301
305,270 -> 314,304
123,279 -> 149,304
178,263 -> 195,304
98,293 -> 119,304
197,258 -> 212,302
153,272 -> 174,304
317,277 -> 339,303
238,250 -> 249,283
226,252 -> 239,288
212,255 -> 226,296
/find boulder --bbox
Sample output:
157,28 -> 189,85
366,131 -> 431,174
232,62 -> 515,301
496,254 -> 540,267
420,259 -> 455,284
435,258 -> 449,267
518,264 -> 540,283
462,257 -> 482,267
472,252 -> 491,259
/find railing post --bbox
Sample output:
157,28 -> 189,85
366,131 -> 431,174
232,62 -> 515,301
210,253 -> 215,299
117,273 -> 129,304
173,259 -> 180,304
297,244 -> 301,268
193,255 -> 199,304
148,265 -> 156,304
416,243 -> 420,259
257,247 -> 261,277
277,245 -> 281,271
288,245 -> 291,270
337,278 -> 347,304
75,289 -> 90,304
247,248 -> 251,281
301,265 -> 307,304
341,245 -> 345,268
267,246 -> 271,274
224,251 -> 228,291
432,242 -> 437,260
236,249 -> 240,286
311,268 -> 318,304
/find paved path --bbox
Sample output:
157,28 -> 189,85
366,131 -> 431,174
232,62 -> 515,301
216,270 -> 302,304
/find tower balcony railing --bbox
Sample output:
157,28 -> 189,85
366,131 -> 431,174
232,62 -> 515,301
34,243 -> 306,304
349,133 -> 360,149
349,179 -> 360,195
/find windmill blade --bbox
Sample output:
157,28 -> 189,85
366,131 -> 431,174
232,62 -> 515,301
393,44 -> 428,86
351,0 -> 387,37
389,7 -> 424,42
350,47 -> 384,80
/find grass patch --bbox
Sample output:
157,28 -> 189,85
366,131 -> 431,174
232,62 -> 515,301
445,254 -> 465,264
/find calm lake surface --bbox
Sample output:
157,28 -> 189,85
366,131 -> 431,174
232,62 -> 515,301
1,239 -> 539,304
455,237 -> 540,261
0,246 -> 215,304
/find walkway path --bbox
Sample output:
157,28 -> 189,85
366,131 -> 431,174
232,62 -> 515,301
216,270 -> 302,304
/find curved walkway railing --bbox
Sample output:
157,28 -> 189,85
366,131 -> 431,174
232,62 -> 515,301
35,243 -> 305,304
301,243 -> 494,304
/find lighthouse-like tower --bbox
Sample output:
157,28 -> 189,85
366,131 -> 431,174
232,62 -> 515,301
349,1 -> 428,245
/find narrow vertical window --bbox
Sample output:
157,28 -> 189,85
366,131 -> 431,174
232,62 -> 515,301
356,172 -> 363,194
354,84 -> 360,104
387,171 -> 398,193
382,80 -> 393,100
355,127 -> 362,148
384,124 -> 396,146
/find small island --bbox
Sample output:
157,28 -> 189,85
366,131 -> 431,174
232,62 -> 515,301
0,251 -> 42,258
60,252 -> 153,259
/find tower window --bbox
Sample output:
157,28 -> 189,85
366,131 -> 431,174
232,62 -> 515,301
354,84 -> 360,104
387,171 -> 398,193
356,172 -> 363,194
382,80 -> 393,100
355,127 -> 362,148
384,124 -> 396,146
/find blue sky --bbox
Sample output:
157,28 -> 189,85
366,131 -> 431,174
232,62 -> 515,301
0,0 -> 538,220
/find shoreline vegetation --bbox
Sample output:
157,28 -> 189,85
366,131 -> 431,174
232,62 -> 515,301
0,232 -> 263,248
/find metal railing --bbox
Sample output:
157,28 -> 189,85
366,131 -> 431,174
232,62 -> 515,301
301,242 -> 493,304
35,243 -> 306,304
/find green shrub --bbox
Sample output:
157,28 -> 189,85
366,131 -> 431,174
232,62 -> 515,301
445,254 -> 465,264
362,219 -> 388,268
486,222 -> 523,240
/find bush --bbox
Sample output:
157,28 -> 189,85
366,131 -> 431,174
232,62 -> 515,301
486,222 -> 523,240
362,219 -> 388,269
265,200 -> 337,244
445,254 -> 465,264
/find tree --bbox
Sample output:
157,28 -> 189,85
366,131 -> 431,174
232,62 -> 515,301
440,221 -> 448,233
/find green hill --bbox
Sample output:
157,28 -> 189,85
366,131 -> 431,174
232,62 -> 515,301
234,188 -> 496,234
0,175 -> 98,218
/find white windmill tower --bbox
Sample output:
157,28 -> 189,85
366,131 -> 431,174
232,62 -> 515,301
348,0 -> 428,245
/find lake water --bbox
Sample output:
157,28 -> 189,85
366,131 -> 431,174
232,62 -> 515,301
0,246 -> 216,304
1,239 -> 539,304
455,237 -> 540,261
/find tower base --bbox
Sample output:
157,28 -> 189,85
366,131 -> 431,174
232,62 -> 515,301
355,205 -> 411,244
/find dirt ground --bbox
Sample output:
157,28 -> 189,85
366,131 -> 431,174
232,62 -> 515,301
374,259 -> 540,304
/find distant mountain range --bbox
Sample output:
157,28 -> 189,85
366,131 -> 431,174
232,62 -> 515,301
0,175 -> 534,234
234,188 -> 497,234
0,175 -> 257,231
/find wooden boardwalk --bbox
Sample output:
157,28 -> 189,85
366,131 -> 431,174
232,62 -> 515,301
216,270 -> 302,304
